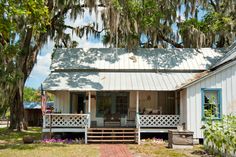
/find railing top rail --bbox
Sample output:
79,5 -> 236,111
44,113 -> 89,116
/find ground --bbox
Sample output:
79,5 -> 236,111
0,127 -> 208,157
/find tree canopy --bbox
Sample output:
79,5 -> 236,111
100,0 -> 235,48
24,87 -> 54,102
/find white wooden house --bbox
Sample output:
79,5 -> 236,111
42,43 -> 236,144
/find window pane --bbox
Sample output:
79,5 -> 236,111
204,91 -> 218,104
203,90 -> 220,118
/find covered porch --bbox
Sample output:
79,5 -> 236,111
42,90 -> 180,132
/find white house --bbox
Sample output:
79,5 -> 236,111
42,42 -> 236,144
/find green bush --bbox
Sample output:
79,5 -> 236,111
202,115 -> 236,156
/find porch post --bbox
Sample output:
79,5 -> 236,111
88,91 -> 91,128
136,91 -> 139,114
175,91 -> 178,115
136,91 -> 140,144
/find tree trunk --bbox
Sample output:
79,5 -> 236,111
9,80 -> 27,131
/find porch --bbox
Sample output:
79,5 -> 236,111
42,91 -> 181,143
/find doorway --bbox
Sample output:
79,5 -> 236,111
77,94 -> 85,114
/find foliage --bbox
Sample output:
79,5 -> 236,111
180,12 -> 235,47
0,0 -> 50,130
202,115 -> 236,156
24,87 -> 54,102
104,0 -> 235,48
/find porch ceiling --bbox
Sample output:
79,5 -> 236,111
43,71 -> 198,91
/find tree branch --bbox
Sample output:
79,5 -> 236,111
63,24 -> 108,33
157,30 -> 183,48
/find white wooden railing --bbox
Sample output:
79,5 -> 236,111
139,115 -> 180,127
43,113 -> 89,128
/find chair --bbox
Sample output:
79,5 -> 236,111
153,107 -> 162,115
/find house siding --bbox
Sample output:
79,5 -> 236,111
185,63 -> 236,139
54,91 -> 70,113
180,89 -> 187,127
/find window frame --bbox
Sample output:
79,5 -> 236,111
201,88 -> 222,120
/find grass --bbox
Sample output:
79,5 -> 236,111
128,142 -> 205,157
0,127 -> 41,144
0,127 -> 99,157
0,127 -> 205,157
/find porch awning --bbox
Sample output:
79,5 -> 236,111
42,72 -> 197,91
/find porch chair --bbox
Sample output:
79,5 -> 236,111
152,106 -> 162,115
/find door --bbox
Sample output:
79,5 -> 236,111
77,94 -> 85,113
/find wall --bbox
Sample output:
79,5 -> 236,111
129,91 -> 176,114
53,91 -> 70,113
185,62 -> 236,139
180,89 -> 187,127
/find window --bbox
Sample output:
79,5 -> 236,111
96,92 -> 112,117
116,94 -> 129,115
96,92 -> 129,117
201,88 -> 222,120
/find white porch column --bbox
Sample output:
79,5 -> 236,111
88,91 -> 91,128
136,91 -> 139,114
175,91 -> 178,115
136,91 -> 140,144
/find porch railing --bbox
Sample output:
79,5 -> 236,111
43,113 -> 89,128
139,115 -> 180,127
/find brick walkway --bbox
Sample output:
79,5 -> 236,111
100,144 -> 133,157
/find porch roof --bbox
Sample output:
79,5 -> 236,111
43,71 -> 198,91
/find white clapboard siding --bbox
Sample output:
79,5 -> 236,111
185,62 -> 236,139
54,91 -> 70,113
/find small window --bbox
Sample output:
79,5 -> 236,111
201,88 -> 222,120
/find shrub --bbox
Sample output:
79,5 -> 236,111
202,115 -> 236,156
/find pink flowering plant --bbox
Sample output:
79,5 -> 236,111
40,138 -> 84,144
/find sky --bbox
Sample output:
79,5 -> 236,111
25,5 -> 207,89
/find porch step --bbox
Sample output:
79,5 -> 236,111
87,128 -> 137,144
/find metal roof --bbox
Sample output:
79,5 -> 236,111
43,72 -> 198,91
211,42 -> 236,69
24,102 -> 54,109
51,48 -> 224,71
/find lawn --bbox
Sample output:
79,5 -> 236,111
0,127 -> 99,157
0,127 -> 206,157
128,140 -> 206,157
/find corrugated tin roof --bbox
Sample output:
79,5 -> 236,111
51,48 -> 224,71
24,102 -> 54,109
211,42 -> 236,69
43,72 -> 198,91
24,102 -> 41,109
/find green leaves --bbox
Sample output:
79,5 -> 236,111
202,115 -> 236,156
